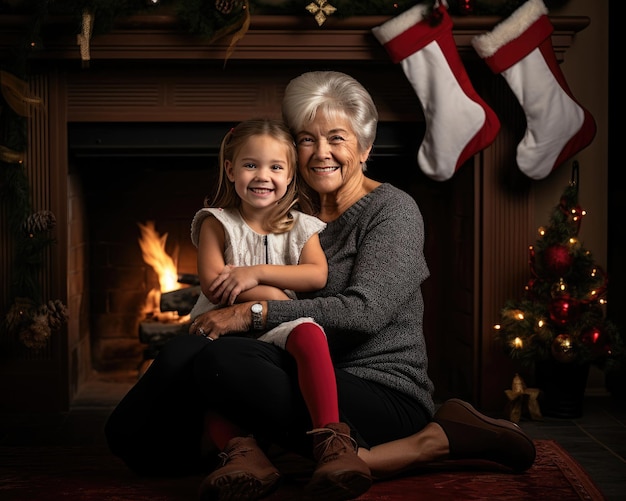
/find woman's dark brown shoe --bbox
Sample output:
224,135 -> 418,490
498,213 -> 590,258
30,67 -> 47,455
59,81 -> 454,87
433,398 -> 536,472
198,436 -> 281,501
305,422 -> 372,500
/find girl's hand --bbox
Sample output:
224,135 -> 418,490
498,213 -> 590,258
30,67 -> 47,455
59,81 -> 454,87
208,265 -> 260,305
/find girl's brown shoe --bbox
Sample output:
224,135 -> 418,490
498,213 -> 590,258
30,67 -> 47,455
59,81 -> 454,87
198,436 -> 281,501
305,422 -> 372,500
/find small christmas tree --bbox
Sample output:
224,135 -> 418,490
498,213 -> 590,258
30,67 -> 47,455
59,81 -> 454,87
495,163 -> 623,370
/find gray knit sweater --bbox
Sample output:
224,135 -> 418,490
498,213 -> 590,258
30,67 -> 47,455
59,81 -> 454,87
267,183 -> 435,417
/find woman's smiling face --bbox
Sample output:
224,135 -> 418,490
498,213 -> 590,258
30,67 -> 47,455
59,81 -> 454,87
294,112 -> 370,197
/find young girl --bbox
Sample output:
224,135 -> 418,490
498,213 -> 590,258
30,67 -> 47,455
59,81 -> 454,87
189,118 -> 326,344
189,118 -> 371,501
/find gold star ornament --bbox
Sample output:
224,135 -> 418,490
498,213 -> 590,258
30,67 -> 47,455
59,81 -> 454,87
306,0 -> 337,27
504,373 -> 543,423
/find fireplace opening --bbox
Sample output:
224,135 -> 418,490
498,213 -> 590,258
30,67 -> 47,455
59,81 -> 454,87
67,121 -> 467,379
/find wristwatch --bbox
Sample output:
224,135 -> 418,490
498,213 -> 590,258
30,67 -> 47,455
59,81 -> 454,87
251,303 -> 264,331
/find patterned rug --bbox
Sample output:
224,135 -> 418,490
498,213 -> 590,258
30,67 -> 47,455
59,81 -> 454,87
0,440 -> 605,500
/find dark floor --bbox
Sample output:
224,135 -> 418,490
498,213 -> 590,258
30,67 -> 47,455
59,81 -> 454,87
1,370 -> 626,500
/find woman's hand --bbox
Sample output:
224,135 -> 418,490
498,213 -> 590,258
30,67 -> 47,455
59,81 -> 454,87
189,302 -> 254,340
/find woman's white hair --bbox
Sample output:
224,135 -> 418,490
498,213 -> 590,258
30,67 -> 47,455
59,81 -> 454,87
281,71 -> 378,158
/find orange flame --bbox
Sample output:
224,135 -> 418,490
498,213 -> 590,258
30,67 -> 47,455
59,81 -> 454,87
137,221 -> 189,322
138,221 -> 179,293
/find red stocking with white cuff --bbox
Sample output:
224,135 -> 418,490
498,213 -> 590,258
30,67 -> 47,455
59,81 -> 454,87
372,1 -> 500,182
471,0 -> 596,180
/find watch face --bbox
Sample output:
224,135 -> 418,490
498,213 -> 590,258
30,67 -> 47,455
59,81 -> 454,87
252,303 -> 262,314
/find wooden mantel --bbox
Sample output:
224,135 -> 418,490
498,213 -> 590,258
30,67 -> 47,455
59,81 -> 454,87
0,13 -> 591,412
0,14 -> 589,62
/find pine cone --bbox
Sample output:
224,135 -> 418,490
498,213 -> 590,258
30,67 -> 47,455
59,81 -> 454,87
46,299 -> 69,330
22,210 -> 57,234
19,314 -> 51,349
4,297 -> 36,331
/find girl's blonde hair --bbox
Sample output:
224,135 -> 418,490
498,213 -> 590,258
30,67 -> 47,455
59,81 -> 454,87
207,118 -> 299,233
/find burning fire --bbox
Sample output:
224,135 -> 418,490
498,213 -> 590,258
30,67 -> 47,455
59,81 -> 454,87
138,221 -> 188,322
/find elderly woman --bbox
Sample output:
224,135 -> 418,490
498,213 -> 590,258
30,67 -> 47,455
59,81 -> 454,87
105,71 -> 535,501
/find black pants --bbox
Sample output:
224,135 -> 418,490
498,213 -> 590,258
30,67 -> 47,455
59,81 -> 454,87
105,334 -> 429,476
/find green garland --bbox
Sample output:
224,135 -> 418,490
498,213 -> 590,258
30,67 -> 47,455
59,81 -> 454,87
0,1 -> 568,53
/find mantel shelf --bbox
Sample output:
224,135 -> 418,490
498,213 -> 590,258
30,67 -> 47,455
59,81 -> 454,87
0,14 -> 590,62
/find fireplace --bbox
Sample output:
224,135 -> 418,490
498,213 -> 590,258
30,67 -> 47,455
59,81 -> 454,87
0,14 -> 589,411
67,120 -> 426,375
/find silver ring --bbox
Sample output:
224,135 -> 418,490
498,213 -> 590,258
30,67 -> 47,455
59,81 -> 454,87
198,327 -> 206,337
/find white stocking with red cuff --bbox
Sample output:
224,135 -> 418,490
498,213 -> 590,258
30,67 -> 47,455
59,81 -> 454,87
372,1 -> 500,182
471,0 -> 596,180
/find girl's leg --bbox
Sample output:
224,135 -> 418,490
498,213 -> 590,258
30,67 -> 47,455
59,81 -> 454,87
284,322 -> 339,428
196,334 -> 371,500
283,323 -> 372,499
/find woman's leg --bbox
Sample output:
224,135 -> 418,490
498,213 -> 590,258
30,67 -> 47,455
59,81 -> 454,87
360,399 -> 537,478
104,334 -> 213,476
194,336 -> 305,500
201,321 -> 340,449
192,336 -> 311,453
333,369 -> 441,478
335,371 -> 535,477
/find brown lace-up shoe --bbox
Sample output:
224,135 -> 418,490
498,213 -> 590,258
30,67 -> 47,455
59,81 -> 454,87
433,398 -> 536,472
198,436 -> 281,501
304,422 -> 372,500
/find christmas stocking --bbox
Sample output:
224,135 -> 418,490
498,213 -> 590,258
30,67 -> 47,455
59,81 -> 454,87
372,1 -> 500,182
471,0 -> 596,180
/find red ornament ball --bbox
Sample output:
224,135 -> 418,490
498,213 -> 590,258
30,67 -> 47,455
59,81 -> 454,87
543,244 -> 573,276
580,326 -> 602,346
551,333 -> 577,363
549,296 -> 579,325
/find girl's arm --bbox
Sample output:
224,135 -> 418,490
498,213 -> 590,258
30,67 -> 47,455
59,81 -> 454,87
197,215 -> 293,305
208,233 -> 328,306
196,215 -> 229,300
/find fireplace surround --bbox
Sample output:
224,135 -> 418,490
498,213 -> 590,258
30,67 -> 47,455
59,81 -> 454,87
0,13 -> 590,411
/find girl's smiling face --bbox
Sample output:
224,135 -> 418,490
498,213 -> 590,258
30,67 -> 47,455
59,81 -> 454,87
225,133 -> 294,213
